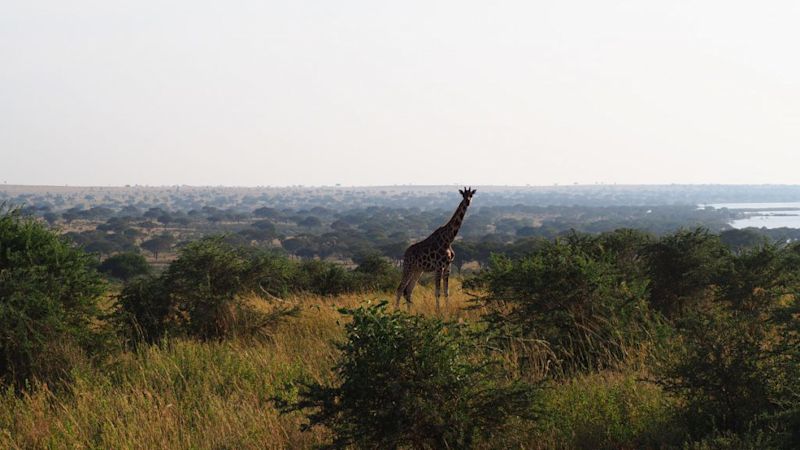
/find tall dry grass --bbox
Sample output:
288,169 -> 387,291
0,282 -> 677,449
0,283 -> 482,449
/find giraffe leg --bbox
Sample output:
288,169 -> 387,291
395,268 -> 414,308
434,270 -> 442,314
443,266 -> 450,310
403,270 -> 422,310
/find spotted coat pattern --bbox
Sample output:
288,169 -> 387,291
395,188 -> 475,311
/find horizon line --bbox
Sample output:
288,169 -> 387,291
4,182 -> 800,190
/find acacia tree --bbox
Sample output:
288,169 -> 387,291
141,233 -> 175,260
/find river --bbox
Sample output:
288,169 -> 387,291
700,202 -> 800,229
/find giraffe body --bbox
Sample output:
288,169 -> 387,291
396,188 -> 475,312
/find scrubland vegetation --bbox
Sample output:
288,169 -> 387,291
3,190 -> 800,448
7,184 -> 800,272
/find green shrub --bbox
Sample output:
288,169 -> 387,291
247,250 -> 298,298
289,256 -> 399,296
165,237 -> 252,339
98,251 -> 151,281
656,245 -> 800,447
115,236 -> 403,343
644,228 -> 731,317
115,275 -> 172,343
116,236 -> 298,343
471,236 -> 657,374
0,207 -> 110,387
294,260 -> 355,296
352,253 -> 400,292
657,305 -> 776,435
283,302 -> 537,449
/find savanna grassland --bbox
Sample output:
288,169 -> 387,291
0,285 -> 676,450
4,189 -> 800,449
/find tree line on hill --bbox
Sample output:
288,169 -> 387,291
22,194 -> 793,269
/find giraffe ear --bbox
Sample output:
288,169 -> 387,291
459,189 -> 464,196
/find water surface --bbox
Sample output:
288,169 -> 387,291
701,202 -> 800,229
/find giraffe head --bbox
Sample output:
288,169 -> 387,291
458,187 -> 476,206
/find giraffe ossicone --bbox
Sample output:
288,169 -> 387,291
395,187 -> 476,313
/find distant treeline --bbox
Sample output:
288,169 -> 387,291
8,184 -> 800,265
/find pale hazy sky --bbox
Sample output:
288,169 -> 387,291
2,1 -> 799,186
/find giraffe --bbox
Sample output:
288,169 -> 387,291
395,187 -> 476,312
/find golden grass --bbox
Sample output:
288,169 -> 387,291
0,283 -> 482,449
0,283 -> 677,449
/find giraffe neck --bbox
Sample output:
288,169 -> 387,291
440,200 -> 469,243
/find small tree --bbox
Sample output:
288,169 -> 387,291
252,219 -> 276,232
164,237 -> 251,339
656,245 -> 800,446
140,233 -> 174,260
294,260 -> 354,296
115,238 -> 300,343
83,238 -> 116,258
156,213 -> 173,229
299,216 -> 322,228
247,250 -> 298,298
470,237 -> 655,374
163,237 -> 297,340
283,303 -> 537,449
645,228 -> 731,317
98,252 -> 151,281
0,207 -> 110,387
43,212 -> 59,225
115,275 -> 172,343
253,206 -> 279,219
352,253 -> 400,292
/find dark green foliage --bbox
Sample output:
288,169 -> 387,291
140,233 -> 174,259
718,245 -> 786,311
468,228 -> 800,444
656,244 -> 800,448
284,303 -> 537,449
253,206 -> 280,219
658,305 -> 776,435
294,260 -> 354,296
238,219 -> 278,242
251,219 -> 276,232
0,207 -> 110,387
352,253 -> 400,292
720,228 -> 769,253
165,237 -> 253,339
298,216 -> 322,228
592,228 -> 654,281
115,275 -> 172,343
657,303 -> 800,448
98,252 -> 151,281
470,233 -> 657,374
644,228 -> 731,317
116,237 -> 402,343
290,256 -> 400,296
116,237 -> 299,342
247,250 -> 298,298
